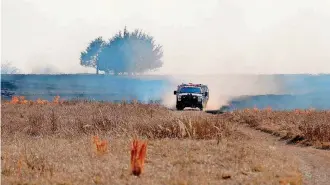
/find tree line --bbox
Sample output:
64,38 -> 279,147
1,62 -> 19,74
80,27 -> 164,75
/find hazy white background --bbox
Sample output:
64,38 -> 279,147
2,0 -> 330,74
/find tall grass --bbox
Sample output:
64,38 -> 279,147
1,100 -> 241,141
1,101 -> 305,185
228,109 -> 330,149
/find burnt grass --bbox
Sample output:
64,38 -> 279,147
1,101 -> 319,184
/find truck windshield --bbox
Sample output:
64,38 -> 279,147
179,87 -> 201,94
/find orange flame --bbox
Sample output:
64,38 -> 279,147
9,96 -> 63,105
53,95 -> 62,104
92,136 -> 108,155
130,139 -> 147,176
10,96 -> 29,104
11,96 -> 19,104
36,98 -> 49,105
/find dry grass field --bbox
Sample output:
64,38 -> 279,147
228,108 -> 330,149
3,99 -> 329,184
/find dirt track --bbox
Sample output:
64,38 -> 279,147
238,126 -> 330,185
179,110 -> 330,185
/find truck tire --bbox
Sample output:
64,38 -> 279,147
176,105 -> 184,111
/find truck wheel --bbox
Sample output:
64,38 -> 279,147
176,105 -> 184,111
198,106 -> 204,111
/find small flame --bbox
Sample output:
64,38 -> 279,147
10,96 -> 19,104
9,96 -> 63,105
92,136 -> 108,155
130,138 -> 147,176
10,96 -> 29,104
36,98 -> 48,105
53,95 -> 61,104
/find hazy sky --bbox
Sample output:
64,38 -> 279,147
2,0 -> 330,74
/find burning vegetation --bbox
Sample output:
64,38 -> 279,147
8,95 -> 63,105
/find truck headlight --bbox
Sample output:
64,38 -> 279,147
198,97 -> 202,102
178,95 -> 181,101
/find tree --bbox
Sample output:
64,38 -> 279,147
1,61 -> 19,74
80,37 -> 105,74
80,27 -> 163,75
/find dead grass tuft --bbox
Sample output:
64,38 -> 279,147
27,112 -> 44,136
